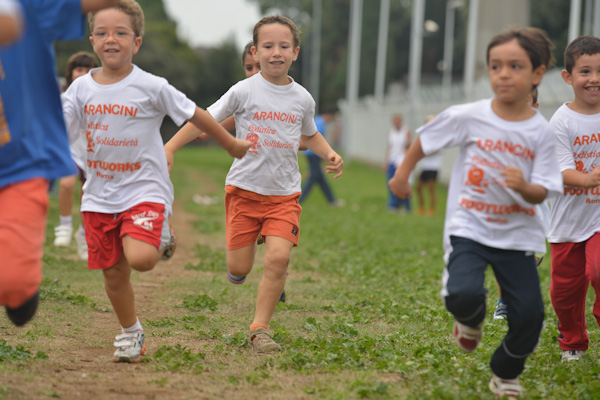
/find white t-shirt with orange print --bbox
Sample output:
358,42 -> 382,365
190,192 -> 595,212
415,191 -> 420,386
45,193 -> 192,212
63,65 -> 196,215
548,103 -> 600,243
417,99 -> 562,260
208,72 -> 317,196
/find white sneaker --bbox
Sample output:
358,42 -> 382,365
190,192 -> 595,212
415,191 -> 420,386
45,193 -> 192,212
53,225 -> 73,247
113,331 -> 145,363
489,374 -> 522,398
561,350 -> 585,361
75,227 -> 88,261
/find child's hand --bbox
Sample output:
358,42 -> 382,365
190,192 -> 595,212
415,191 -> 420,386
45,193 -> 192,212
164,147 -> 175,173
388,176 -> 412,199
501,167 -> 526,192
325,152 -> 344,178
585,166 -> 600,187
228,138 -> 252,159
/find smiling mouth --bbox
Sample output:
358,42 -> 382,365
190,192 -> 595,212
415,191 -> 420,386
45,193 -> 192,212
585,86 -> 600,93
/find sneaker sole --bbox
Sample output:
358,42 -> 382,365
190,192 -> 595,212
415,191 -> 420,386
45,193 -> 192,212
113,345 -> 146,363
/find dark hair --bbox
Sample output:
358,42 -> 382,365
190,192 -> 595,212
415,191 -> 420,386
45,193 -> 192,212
487,27 -> 554,72
253,15 -> 300,48
65,51 -> 98,87
531,87 -> 538,105
242,41 -> 253,63
564,35 -> 600,73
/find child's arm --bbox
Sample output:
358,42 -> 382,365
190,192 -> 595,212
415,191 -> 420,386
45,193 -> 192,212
0,7 -> 21,45
388,136 -> 426,198
301,133 -> 343,178
164,108 -> 250,172
562,167 -> 600,188
194,115 -> 236,142
501,167 -> 547,204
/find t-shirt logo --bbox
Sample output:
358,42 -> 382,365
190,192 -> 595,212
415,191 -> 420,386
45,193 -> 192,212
86,131 -> 95,153
246,132 -> 260,154
466,166 -> 488,194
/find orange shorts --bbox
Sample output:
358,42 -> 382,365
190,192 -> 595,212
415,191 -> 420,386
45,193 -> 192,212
82,202 -> 170,270
0,178 -> 49,308
225,192 -> 302,250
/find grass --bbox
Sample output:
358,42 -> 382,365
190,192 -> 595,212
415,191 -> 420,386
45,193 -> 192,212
1,146 -> 600,399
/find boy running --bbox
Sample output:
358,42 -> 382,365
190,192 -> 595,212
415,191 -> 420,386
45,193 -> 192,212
62,0 -> 250,362
389,27 -> 562,397
547,35 -> 600,362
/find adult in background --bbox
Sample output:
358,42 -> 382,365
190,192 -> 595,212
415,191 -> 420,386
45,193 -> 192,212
384,113 -> 412,213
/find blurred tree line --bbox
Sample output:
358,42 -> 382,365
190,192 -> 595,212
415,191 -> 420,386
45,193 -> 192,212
54,0 -> 571,126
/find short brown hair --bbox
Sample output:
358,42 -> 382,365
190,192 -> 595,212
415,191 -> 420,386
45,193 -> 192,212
65,51 -> 98,87
89,0 -> 145,37
253,15 -> 300,48
242,41 -> 253,63
564,36 -> 600,73
487,27 -> 554,72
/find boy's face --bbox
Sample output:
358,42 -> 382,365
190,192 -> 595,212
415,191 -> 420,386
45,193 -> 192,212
90,8 -> 141,73
243,53 -> 260,79
487,39 -> 545,105
561,53 -> 600,112
251,23 -> 299,85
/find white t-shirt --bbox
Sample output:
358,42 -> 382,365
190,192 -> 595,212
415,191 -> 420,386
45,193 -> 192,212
63,65 -> 196,215
547,103 -> 600,243
418,99 -> 563,260
388,126 -> 410,167
208,72 -> 317,196
0,0 -> 20,16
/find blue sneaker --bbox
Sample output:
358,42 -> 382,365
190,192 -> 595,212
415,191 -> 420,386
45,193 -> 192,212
493,300 -> 508,320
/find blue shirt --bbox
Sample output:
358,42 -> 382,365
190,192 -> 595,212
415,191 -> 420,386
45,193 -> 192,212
305,114 -> 326,158
0,0 -> 84,187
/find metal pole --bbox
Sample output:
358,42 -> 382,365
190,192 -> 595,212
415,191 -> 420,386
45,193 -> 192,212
442,0 -> 457,97
310,0 -> 322,112
346,0 -> 363,106
463,0 -> 479,98
568,0 -> 582,43
593,0 -> 600,37
584,0 -> 592,35
375,0 -> 390,103
408,0 -> 425,103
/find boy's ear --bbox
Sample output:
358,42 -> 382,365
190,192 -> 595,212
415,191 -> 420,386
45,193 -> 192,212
292,46 -> 300,61
532,64 -> 546,87
561,69 -> 573,85
132,36 -> 142,55
251,46 -> 258,61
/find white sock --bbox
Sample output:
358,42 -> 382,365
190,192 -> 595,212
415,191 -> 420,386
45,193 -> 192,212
122,318 -> 143,333
59,215 -> 72,226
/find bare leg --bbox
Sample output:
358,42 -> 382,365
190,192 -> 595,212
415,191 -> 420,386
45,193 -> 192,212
427,180 -> 436,215
57,175 -> 77,218
122,235 -> 160,272
416,180 -> 425,214
227,243 -> 257,278
253,236 -> 293,326
103,255 -> 137,329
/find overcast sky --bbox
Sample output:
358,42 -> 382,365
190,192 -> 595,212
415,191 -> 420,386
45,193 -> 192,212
162,0 -> 263,50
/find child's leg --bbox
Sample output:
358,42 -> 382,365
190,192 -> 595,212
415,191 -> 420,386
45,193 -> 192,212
122,235 -> 160,272
57,175 -> 76,219
550,241 -> 588,350
0,178 -> 48,326
102,255 -> 137,329
491,251 -> 543,379
443,236 -> 489,327
585,233 -> 600,327
253,236 -> 293,327
427,179 -> 436,213
227,244 -> 257,278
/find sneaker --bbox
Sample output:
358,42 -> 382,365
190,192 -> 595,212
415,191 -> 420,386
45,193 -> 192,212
249,327 -> 281,353
53,224 -> 73,247
561,350 -> 585,361
489,374 -> 522,398
453,321 -> 482,353
113,330 -> 146,363
279,289 -> 286,303
493,300 -> 508,320
75,226 -> 88,261
161,224 -> 176,260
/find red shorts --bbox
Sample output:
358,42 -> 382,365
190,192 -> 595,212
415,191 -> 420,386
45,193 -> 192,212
0,178 -> 49,308
82,202 -> 170,270
225,192 -> 301,250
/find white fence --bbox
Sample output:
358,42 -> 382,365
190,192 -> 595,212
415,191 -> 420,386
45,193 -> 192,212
337,68 -> 572,184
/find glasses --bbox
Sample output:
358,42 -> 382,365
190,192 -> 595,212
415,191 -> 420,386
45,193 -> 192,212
91,30 -> 134,40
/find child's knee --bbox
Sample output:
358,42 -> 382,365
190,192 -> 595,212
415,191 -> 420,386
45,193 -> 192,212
128,256 -> 158,272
